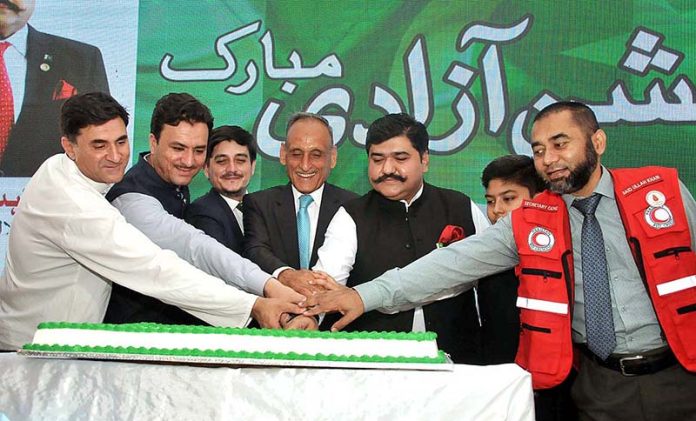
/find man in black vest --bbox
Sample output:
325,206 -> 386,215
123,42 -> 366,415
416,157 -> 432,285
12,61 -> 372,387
314,113 -> 490,363
104,93 -> 302,325
185,125 -> 256,254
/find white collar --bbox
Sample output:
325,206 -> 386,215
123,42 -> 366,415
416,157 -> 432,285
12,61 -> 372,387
62,154 -> 113,196
219,192 -> 244,210
291,184 -> 325,208
401,183 -> 424,211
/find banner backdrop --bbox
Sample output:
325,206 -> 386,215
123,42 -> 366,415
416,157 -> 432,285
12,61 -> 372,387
135,0 -> 696,200
1,1 -> 695,270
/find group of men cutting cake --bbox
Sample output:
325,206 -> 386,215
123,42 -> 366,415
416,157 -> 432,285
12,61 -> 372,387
1,89 -> 695,420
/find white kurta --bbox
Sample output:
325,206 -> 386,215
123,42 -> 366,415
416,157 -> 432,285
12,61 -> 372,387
0,154 -> 256,349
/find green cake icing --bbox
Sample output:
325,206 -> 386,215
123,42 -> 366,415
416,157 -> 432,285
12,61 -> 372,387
22,343 -> 447,364
35,322 -> 438,341
23,322 -> 448,364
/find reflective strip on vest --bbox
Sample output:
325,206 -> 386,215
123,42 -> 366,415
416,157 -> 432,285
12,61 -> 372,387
657,275 -> 696,296
516,296 -> 569,315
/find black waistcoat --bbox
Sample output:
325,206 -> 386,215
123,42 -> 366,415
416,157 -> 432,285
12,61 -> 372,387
342,183 -> 482,363
103,153 -> 205,325
106,152 -> 189,215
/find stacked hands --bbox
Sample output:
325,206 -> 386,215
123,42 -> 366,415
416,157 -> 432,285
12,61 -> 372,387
251,269 -> 365,331
252,224 -> 466,331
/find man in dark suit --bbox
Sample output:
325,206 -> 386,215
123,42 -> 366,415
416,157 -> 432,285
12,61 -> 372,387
243,112 -> 357,303
186,125 -> 256,254
0,0 -> 109,177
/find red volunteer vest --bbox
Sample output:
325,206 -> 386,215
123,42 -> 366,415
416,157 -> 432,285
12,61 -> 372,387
512,167 -> 696,389
512,192 -> 575,389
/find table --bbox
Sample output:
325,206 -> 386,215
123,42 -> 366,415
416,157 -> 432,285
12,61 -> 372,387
0,353 -> 534,420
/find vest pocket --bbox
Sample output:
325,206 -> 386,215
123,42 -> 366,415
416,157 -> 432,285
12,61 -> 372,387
654,246 -> 691,259
517,266 -> 568,306
515,310 -> 564,375
519,268 -> 562,279
521,322 -> 551,333
677,303 -> 696,315
669,299 -> 696,359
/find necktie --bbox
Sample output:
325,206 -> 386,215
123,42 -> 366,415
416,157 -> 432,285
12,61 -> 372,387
236,201 -> 243,213
0,42 -> 14,160
573,194 -> 616,360
297,194 -> 314,269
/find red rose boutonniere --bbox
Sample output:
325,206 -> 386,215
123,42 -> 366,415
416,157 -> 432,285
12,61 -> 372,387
52,80 -> 78,101
436,225 -> 466,248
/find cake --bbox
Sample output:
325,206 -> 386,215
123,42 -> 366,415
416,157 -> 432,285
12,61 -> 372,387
21,322 -> 450,369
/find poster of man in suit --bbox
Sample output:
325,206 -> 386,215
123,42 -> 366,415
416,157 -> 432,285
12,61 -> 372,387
0,0 -> 137,268
0,0 -> 136,178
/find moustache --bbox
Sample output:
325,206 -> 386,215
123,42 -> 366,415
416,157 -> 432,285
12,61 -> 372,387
374,173 -> 406,183
0,0 -> 22,12
221,171 -> 243,179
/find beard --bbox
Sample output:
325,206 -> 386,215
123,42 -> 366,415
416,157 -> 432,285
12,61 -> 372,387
546,139 -> 598,194
220,183 -> 246,198
221,187 -> 244,198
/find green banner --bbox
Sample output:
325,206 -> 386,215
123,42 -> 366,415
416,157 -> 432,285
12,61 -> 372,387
136,1 -> 696,202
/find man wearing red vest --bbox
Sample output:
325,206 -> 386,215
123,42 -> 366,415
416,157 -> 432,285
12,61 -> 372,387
306,101 -> 696,420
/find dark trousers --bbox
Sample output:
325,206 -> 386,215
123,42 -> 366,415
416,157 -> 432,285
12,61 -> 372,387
572,352 -> 696,421
535,369 -> 578,421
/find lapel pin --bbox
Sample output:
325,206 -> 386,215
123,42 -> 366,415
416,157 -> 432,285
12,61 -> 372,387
40,63 -> 50,72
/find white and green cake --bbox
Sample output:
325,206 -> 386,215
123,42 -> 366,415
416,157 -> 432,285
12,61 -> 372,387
20,322 -> 451,370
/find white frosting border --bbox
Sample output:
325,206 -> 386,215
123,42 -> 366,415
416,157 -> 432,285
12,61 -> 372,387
32,328 -> 440,358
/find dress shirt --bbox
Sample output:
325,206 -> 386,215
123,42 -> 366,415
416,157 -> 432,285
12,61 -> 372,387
111,191 -> 270,297
3,24 -> 28,121
271,184 -> 325,279
356,167 -> 696,353
314,184 -> 490,331
220,193 -> 245,234
0,154 -> 256,350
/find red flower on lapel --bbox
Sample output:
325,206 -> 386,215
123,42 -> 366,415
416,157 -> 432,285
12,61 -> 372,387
436,225 -> 466,248
52,80 -> 77,101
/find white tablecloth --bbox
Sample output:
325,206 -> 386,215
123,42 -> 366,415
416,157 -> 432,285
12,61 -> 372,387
0,353 -> 534,420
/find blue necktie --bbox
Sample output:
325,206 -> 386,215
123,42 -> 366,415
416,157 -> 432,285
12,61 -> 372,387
297,194 -> 314,269
573,194 -> 616,360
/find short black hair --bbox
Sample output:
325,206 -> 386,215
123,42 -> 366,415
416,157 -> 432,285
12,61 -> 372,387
365,113 -> 428,156
207,125 -> 257,163
482,154 -> 545,195
61,92 -> 129,143
150,93 -> 214,140
533,101 -> 599,138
